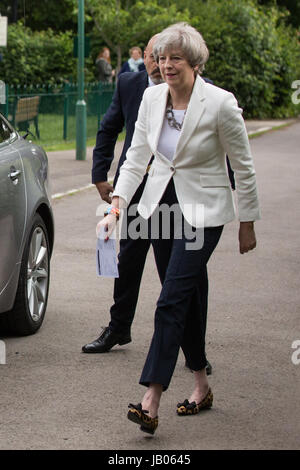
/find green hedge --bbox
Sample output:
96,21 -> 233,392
0,22 -> 93,86
192,0 -> 300,118
1,2 -> 299,118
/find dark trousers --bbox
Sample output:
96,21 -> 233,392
139,179 -> 223,391
109,178 -> 151,333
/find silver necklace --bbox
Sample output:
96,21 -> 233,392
165,97 -> 186,131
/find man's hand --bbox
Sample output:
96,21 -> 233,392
239,221 -> 257,254
95,181 -> 114,203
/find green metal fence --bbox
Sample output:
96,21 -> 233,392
0,82 -> 115,146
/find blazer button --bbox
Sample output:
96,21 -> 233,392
170,166 -> 175,172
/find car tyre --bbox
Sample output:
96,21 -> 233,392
0,213 -> 50,336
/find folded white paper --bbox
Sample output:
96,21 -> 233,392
96,228 -> 119,278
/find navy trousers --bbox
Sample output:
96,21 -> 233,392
139,179 -> 223,391
109,177 -> 150,333
108,178 -> 210,342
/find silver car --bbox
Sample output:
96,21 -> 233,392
0,112 -> 54,335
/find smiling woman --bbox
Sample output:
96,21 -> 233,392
158,51 -> 195,98
99,22 -> 260,435
154,23 -> 209,112
154,22 -> 209,74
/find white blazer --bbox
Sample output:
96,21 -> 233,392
114,75 -> 260,228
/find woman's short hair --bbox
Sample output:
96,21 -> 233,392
153,23 -> 209,74
129,46 -> 142,57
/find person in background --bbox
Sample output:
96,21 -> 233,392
98,22 -> 260,435
118,46 -> 145,76
96,47 -> 115,83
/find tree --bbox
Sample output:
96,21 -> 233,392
85,0 -> 191,72
191,0 -> 300,117
0,0 -> 77,32
0,22 -> 77,85
258,0 -> 300,28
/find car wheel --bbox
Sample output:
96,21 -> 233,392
0,213 -> 50,336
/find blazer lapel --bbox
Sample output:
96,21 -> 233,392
149,85 -> 169,154
173,76 -> 206,161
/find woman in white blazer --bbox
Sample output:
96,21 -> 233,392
98,23 -> 260,434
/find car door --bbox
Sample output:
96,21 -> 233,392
0,115 -> 26,294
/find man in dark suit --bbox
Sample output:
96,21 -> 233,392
82,35 -> 162,353
82,35 -> 234,375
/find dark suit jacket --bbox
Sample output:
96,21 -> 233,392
92,70 -> 148,187
92,70 -> 235,189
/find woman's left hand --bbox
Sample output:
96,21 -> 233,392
239,221 -> 257,254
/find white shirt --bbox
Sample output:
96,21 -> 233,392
157,109 -> 186,161
148,77 -> 156,87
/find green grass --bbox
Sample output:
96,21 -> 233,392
248,122 -> 295,139
43,137 -> 97,152
23,113 -> 125,151
24,112 -> 296,151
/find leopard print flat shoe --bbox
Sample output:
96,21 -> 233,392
177,388 -> 213,416
127,403 -> 158,435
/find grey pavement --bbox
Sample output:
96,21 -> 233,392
48,118 -> 299,198
1,119 -> 300,450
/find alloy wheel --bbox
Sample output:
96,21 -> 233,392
27,226 -> 49,322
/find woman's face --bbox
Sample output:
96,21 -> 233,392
158,49 -> 196,91
131,49 -> 141,60
103,49 -> 110,59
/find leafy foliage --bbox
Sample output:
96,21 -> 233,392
258,0 -> 300,28
85,0 -> 191,71
0,22 -> 94,86
85,0 -> 300,117
0,0 -> 299,117
0,0 -> 77,32
191,0 -> 300,117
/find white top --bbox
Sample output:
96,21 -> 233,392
148,77 -> 156,87
157,109 -> 186,161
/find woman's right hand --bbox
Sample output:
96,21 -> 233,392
239,221 -> 257,254
96,213 -> 118,241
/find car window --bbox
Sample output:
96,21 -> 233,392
0,114 -> 16,144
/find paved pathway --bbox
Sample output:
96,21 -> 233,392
0,121 -> 299,450
48,118 -> 298,198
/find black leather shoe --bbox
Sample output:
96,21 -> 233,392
82,326 -> 131,353
185,359 -> 212,376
